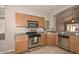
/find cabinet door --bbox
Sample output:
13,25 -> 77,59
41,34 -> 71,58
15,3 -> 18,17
16,13 -> 26,27
74,37 -> 79,53
40,33 -> 47,46
15,35 -> 28,53
38,17 -> 45,27
47,35 -> 53,45
47,33 -> 58,46
69,36 -> 76,52
69,36 -> 79,53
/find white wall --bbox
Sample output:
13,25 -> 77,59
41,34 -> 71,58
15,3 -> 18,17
0,5 -> 52,53
0,6 -> 15,53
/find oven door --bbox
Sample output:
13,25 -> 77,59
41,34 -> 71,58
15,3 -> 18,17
31,36 -> 39,45
29,36 -> 40,48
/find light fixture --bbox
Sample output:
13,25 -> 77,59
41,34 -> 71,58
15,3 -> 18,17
71,20 -> 75,22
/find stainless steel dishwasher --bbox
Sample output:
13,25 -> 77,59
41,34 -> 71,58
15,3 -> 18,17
58,35 -> 69,50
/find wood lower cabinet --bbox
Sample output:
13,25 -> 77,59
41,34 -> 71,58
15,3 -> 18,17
69,36 -> 79,53
40,33 -> 47,46
47,33 -> 58,46
15,35 -> 28,53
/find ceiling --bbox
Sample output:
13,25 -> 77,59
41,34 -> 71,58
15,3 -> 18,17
0,5 -> 74,17
25,5 -> 73,14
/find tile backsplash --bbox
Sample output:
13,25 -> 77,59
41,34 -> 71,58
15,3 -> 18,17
15,27 -> 45,34
15,27 -> 28,34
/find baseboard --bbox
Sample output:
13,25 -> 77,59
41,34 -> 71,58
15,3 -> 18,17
0,49 -> 15,54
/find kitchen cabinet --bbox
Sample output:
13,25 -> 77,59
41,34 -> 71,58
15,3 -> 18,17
16,13 -> 27,27
69,36 -> 79,53
26,15 -> 39,23
47,33 -> 58,46
40,33 -> 47,46
15,35 -> 28,53
16,13 -> 45,27
38,17 -> 45,27
27,16 -> 45,27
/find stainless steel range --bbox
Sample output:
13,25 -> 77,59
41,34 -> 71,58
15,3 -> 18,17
26,32 -> 41,49
26,21 -> 41,49
29,34 -> 40,48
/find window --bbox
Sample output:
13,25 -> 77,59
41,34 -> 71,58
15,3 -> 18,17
45,20 -> 49,30
0,6 -> 5,40
67,24 -> 79,32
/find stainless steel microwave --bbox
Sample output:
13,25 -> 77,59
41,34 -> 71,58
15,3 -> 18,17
28,21 -> 38,28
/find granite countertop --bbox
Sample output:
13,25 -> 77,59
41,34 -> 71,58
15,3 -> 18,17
58,32 -> 79,36
15,33 -> 26,36
15,31 -> 47,36
0,33 -> 5,34
46,31 -> 56,32
0,32 -> 5,34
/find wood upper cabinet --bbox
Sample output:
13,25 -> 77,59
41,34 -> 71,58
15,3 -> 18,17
69,36 -> 79,53
40,33 -> 47,46
16,12 -> 45,27
38,17 -> 45,27
15,35 -> 28,53
27,16 -> 45,27
16,13 -> 27,27
47,33 -> 58,46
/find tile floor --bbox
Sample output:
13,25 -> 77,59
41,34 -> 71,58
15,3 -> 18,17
25,46 -> 73,54
5,46 -> 74,54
